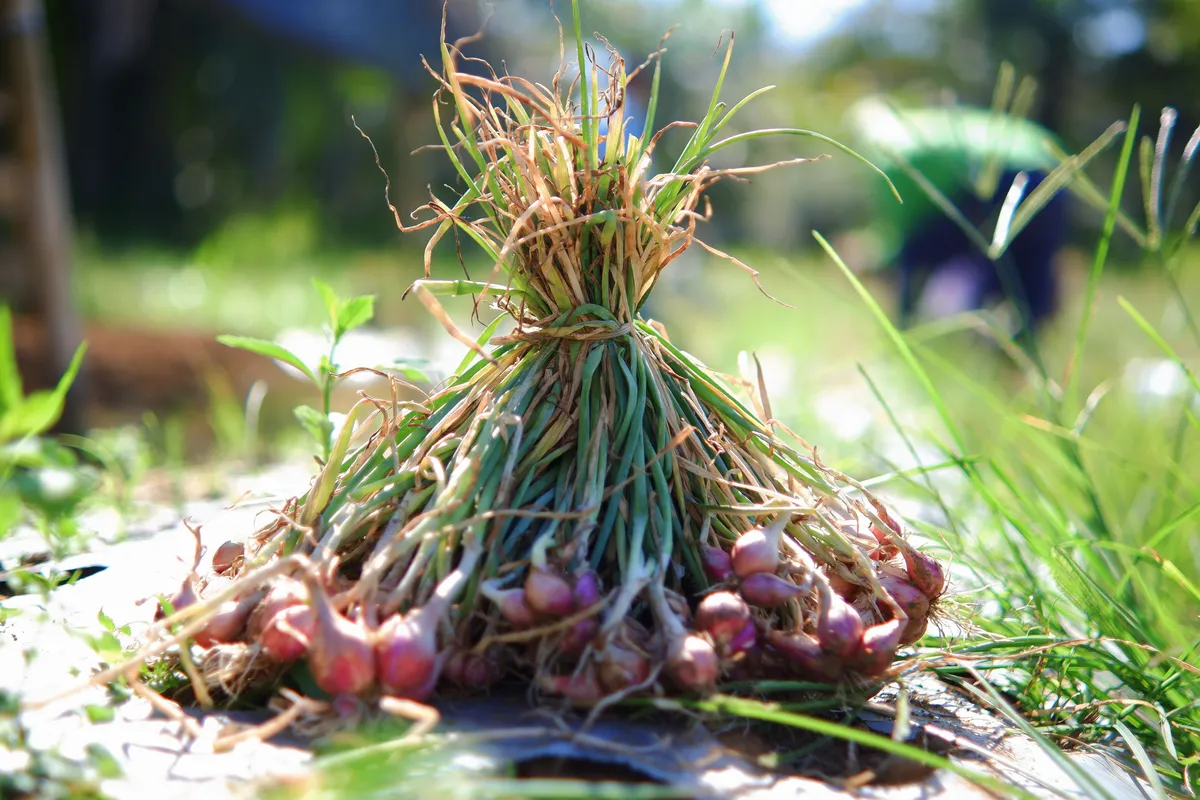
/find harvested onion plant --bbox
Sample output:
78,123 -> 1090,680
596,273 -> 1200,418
113,15 -> 949,727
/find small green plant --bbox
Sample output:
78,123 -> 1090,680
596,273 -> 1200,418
2,438 -> 100,557
205,367 -> 270,468
217,279 -> 377,461
64,425 -> 157,519
0,689 -> 121,800
0,306 -> 95,552
0,307 -> 87,448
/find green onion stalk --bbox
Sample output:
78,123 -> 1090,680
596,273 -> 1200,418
148,15 -> 949,716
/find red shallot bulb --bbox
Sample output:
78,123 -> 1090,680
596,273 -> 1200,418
539,668 -> 603,704
730,513 -> 790,577
724,618 -> 758,656
572,569 -> 602,610
524,568 -> 574,617
193,593 -> 258,648
902,548 -> 947,598
853,619 -> 904,677
304,579 -> 375,696
261,605 -> 315,662
666,635 -> 719,693
739,572 -> 805,608
695,591 -> 751,645
211,541 -> 245,574
700,545 -> 734,582
375,607 -> 440,700
767,630 -> 842,683
480,581 -> 537,628
816,584 -> 863,660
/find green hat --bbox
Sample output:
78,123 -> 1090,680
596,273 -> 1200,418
846,99 -> 1063,258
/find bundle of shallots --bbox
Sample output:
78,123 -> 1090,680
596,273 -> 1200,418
139,9 -> 946,717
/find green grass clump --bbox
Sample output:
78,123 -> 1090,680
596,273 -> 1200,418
643,92 -> 1200,796
815,103 -> 1200,796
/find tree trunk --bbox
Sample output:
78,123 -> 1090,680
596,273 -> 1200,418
6,0 -> 87,435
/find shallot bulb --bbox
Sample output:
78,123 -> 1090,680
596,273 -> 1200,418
878,569 -> 931,645
650,580 -> 720,695
730,513 -> 790,577
597,643 -> 650,692
211,540 -> 244,574
304,578 -> 375,696
156,577 -> 199,621
261,605 -> 314,662
460,651 -> 502,690
902,548 -> 947,598
249,579 -> 307,638
377,548 -> 479,700
724,618 -> 758,656
853,619 -> 904,677
193,593 -> 260,648
904,615 -> 929,644
375,608 -> 439,700
572,570 -> 602,610
700,545 -> 734,583
443,650 -> 469,685
816,583 -> 863,660
560,617 -> 600,658
666,635 -> 719,693
540,668 -> 603,703
739,573 -> 805,608
695,591 -> 751,645
480,581 -> 537,628
524,568 -> 574,617
446,652 -> 501,690
767,630 -> 842,683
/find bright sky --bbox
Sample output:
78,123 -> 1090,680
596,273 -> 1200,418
703,0 -> 874,50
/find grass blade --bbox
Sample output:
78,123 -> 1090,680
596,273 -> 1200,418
976,61 -> 1016,200
1164,121 -> 1200,231
1118,296 -> 1200,400
675,694 -> 1044,800
706,128 -> 900,202
1140,133 -> 1157,250
1148,107 -> 1177,252
954,669 -> 1121,800
1062,104 -> 1140,403
991,121 -> 1126,260
1113,719 -> 1166,799
814,231 -> 966,456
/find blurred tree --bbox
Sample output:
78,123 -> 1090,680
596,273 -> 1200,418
44,0 -> 489,249
25,0 -> 1200,259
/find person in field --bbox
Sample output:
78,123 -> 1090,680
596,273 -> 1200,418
847,99 -> 1071,343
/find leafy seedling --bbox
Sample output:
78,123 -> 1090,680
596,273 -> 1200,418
219,279 -> 383,461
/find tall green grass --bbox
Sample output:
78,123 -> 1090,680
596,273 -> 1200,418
642,92 -> 1199,795
806,101 -> 1200,796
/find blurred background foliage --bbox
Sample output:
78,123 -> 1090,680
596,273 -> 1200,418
8,0 -> 1199,464
40,0 -> 1200,259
